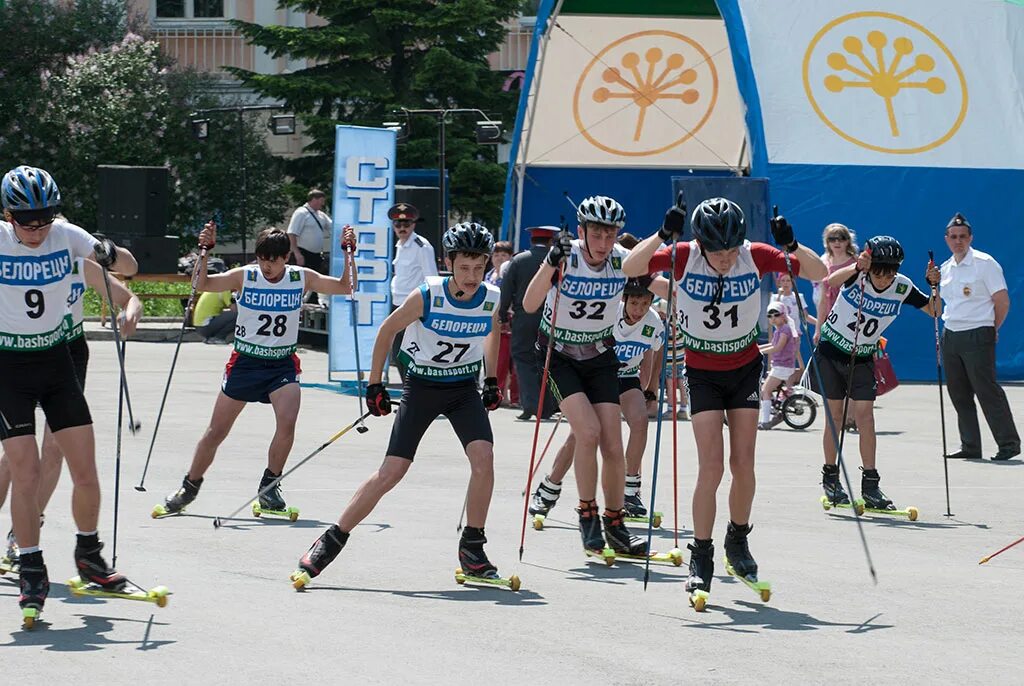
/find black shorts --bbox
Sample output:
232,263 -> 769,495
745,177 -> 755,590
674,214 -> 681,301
0,344 -> 93,440
222,351 -> 301,404
618,376 -> 643,395
386,376 -> 493,460
685,356 -> 763,415
544,348 -> 620,406
68,335 -> 90,391
811,346 -> 876,401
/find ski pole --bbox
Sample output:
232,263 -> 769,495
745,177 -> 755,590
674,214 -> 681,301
774,205 -> 877,583
518,259 -> 566,561
345,235 -> 369,434
99,264 -> 141,435
833,267 -> 866,482
928,250 -> 953,517
213,407 -> 378,529
520,413 -> 564,496
979,535 -> 1024,564
112,340 -> 125,567
135,244 -> 207,492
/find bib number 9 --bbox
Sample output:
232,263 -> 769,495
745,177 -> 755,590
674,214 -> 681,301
25,289 -> 44,319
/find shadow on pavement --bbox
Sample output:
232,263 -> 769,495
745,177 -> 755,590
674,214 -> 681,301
294,584 -> 546,606
1,610 -> 174,652
655,602 -> 894,634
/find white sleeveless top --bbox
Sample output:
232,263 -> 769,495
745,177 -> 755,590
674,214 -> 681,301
614,304 -> 664,378
821,272 -> 914,357
233,265 -> 305,359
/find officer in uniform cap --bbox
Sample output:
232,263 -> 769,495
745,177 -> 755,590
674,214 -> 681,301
389,202 -> 438,381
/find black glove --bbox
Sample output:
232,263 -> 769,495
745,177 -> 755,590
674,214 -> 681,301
770,209 -> 798,252
481,377 -> 501,411
658,191 -> 687,242
94,236 -> 118,269
366,383 -> 392,417
545,231 -> 573,268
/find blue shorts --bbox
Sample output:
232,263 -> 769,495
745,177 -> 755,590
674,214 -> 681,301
222,351 -> 301,404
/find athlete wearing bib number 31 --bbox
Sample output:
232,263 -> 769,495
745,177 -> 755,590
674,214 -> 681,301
155,224 -> 357,522
293,222 -> 509,588
626,195 -> 826,607
813,236 -> 940,511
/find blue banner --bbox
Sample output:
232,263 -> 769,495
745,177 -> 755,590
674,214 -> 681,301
329,125 -> 397,375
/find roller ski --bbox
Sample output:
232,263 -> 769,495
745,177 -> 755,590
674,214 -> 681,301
291,524 -> 348,590
251,469 -> 300,522
529,477 -> 561,530
819,464 -> 865,515
0,529 -> 19,577
68,576 -> 170,607
723,522 -> 771,602
859,469 -> 919,521
685,541 -> 714,612
18,552 -> 47,630
151,475 -> 202,518
623,491 -> 663,528
603,509 -> 682,566
453,526 -> 521,591
579,502 -> 616,566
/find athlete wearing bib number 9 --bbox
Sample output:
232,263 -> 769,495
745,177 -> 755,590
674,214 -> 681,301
813,236 -> 940,511
293,222 -> 509,586
625,195 -> 826,601
155,223 -> 357,521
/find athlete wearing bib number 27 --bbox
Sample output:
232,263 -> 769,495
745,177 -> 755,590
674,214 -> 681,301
155,223 -> 357,522
625,195 -> 826,608
292,222 -> 511,589
813,236 -> 940,512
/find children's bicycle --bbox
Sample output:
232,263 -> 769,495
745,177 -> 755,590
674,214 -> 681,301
766,382 -> 818,430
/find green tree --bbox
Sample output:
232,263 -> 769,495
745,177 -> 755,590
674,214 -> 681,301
229,0 -> 521,228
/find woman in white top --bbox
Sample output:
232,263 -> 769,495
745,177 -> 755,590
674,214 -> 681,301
813,223 -> 857,344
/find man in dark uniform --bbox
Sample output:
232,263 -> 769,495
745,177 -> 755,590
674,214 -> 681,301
500,226 -> 558,421
388,202 -> 437,381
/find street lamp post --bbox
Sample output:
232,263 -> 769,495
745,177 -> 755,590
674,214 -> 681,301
190,104 -> 296,261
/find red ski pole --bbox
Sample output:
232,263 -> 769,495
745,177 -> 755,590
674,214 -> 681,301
979,535 -> 1024,564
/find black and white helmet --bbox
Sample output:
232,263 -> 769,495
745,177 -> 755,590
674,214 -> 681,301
623,276 -> 654,298
691,197 -> 745,251
865,235 -> 904,268
577,195 -> 626,229
2,165 -> 61,212
442,221 -> 494,258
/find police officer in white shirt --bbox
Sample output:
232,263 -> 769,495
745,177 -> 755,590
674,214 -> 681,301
389,202 -> 438,380
939,212 -> 1020,461
287,189 -> 332,305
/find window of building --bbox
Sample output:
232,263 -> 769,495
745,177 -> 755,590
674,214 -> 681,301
193,0 -> 224,17
156,0 -> 224,19
156,0 -> 185,17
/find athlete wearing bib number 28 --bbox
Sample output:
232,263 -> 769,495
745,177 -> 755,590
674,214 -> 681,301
155,223 -> 357,521
625,195 -> 826,608
813,236 -> 940,511
292,222 -> 508,588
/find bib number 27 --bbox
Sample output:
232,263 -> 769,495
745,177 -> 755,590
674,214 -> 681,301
431,341 -> 471,363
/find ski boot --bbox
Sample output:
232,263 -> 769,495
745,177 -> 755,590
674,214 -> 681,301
18,551 -> 48,629
723,522 -> 771,601
578,501 -> 614,564
1,528 -> 19,575
623,473 -> 647,518
74,535 -> 127,591
819,463 -> 862,514
291,524 -> 349,589
685,540 -> 714,611
528,477 -> 561,530
861,468 -> 895,511
455,527 -> 521,591
603,508 -> 650,558
253,469 -> 299,521
152,475 -> 202,517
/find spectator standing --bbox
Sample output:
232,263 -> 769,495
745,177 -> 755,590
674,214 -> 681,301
389,203 -> 438,381
487,241 -> 518,407
287,189 -> 333,305
939,213 -> 1020,461
500,226 -> 558,421
814,223 -> 857,343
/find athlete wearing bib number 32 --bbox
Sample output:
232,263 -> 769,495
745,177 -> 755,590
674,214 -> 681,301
625,195 -> 826,607
0,165 -> 141,625
293,222 -> 509,588
813,236 -> 940,511
155,224 -> 357,522
523,195 -> 654,560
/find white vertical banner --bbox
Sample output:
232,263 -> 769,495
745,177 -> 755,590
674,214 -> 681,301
329,125 -> 396,375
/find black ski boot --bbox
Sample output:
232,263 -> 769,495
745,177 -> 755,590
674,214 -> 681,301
861,468 -> 895,511
685,540 -> 715,595
723,521 -> 759,580
458,526 -> 499,579
160,475 -> 202,515
623,474 -> 647,517
577,501 -> 605,553
602,509 -> 649,556
822,464 -> 850,505
18,551 -> 48,611
528,477 -> 561,517
258,469 -> 287,511
297,524 -> 349,580
74,535 -> 126,591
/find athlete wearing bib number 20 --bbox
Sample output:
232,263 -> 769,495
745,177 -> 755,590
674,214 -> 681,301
813,237 -> 940,511
155,224 -> 357,522
523,195 -> 654,560
0,165 -> 141,625
293,222 -> 509,588
626,195 -> 826,606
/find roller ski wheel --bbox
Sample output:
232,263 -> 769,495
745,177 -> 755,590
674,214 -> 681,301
290,570 -> 312,590
67,576 -> 171,607
583,547 -> 617,566
251,501 -> 300,522
151,504 -> 183,518
454,567 -> 522,592
723,556 -> 771,602
532,514 -> 545,530
820,495 -> 865,516
607,548 -> 685,566
863,504 -> 920,521
686,542 -> 714,611
689,589 -> 710,612
623,511 -> 663,529
21,606 -> 40,630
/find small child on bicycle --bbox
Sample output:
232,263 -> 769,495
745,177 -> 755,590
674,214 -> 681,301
757,301 -> 798,430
